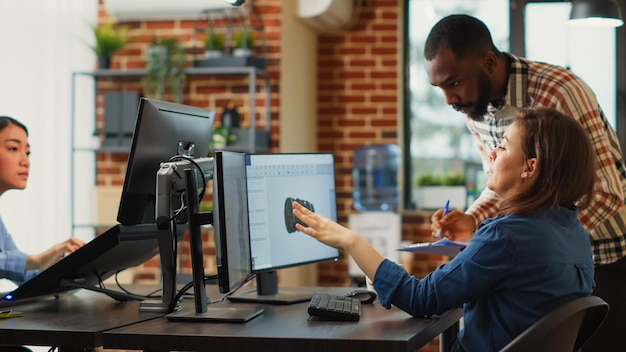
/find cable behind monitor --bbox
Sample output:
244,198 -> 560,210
60,279 -> 149,302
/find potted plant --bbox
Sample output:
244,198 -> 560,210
91,21 -> 131,69
144,37 -> 187,102
233,29 -> 255,57
413,172 -> 467,210
204,31 -> 224,58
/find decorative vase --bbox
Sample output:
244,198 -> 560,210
233,48 -> 252,57
98,56 -> 111,69
413,186 -> 467,210
205,50 -> 223,58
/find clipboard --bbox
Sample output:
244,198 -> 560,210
396,238 -> 467,257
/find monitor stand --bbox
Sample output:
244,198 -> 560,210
227,270 -> 314,305
60,279 -> 151,302
139,227 -> 179,313
165,168 -> 263,322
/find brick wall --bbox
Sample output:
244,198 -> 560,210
94,0 -> 283,278
315,1 -> 447,285
96,1 -> 446,349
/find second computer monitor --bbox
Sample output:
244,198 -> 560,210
213,151 -> 255,294
229,153 -> 339,304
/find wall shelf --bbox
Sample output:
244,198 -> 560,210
70,65 -> 271,236
72,66 -> 271,153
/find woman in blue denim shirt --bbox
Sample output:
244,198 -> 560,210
292,107 -> 595,351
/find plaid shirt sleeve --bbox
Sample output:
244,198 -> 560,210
529,65 -> 625,234
465,121 -> 501,225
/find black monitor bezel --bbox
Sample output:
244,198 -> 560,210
117,97 -> 216,226
248,152 -> 339,273
228,152 -> 339,304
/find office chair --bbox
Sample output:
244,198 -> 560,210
499,295 -> 609,352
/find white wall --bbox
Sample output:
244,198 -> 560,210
0,0 -> 98,281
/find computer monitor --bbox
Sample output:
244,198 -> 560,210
0,98 -> 216,307
117,97 -> 216,225
228,153 -> 339,304
0,224 -> 162,306
213,151 -> 255,294
165,151 -> 263,322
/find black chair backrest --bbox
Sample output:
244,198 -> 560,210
499,295 -> 609,352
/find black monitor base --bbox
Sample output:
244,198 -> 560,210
166,306 -> 264,323
227,270 -> 314,304
227,287 -> 313,305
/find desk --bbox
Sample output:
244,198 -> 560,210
0,289 -> 162,352
104,287 -> 463,352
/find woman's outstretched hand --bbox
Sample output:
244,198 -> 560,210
292,201 -> 385,280
292,201 -> 356,250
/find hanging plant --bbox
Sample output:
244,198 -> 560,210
144,37 -> 187,102
204,31 -> 225,56
233,29 -> 255,57
90,21 -> 131,69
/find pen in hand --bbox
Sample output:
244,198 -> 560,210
433,199 -> 450,239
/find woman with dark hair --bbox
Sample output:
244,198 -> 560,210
0,116 -> 85,352
0,116 -> 84,285
292,108 -> 595,351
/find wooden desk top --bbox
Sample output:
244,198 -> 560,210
0,288 -> 162,350
104,286 -> 463,352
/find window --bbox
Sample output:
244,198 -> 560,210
403,0 -> 617,210
403,0 -> 509,209
524,2 -> 617,128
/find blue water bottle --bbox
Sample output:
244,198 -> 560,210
352,144 -> 401,212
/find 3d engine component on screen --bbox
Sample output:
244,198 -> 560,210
284,197 -> 315,233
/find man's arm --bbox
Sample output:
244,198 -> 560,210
464,119 -> 501,225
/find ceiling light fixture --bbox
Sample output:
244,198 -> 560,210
224,0 -> 245,6
569,0 -> 624,28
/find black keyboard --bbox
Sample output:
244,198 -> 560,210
307,293 -> 361,321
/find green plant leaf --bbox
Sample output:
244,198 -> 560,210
233,29 -> 255,49
144,36 -> 187,102
416,172 -> 465,186
204,32 -> 224,51
91,21 -> 131,58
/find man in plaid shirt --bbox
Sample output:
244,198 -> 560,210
425,14 -> 625,351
